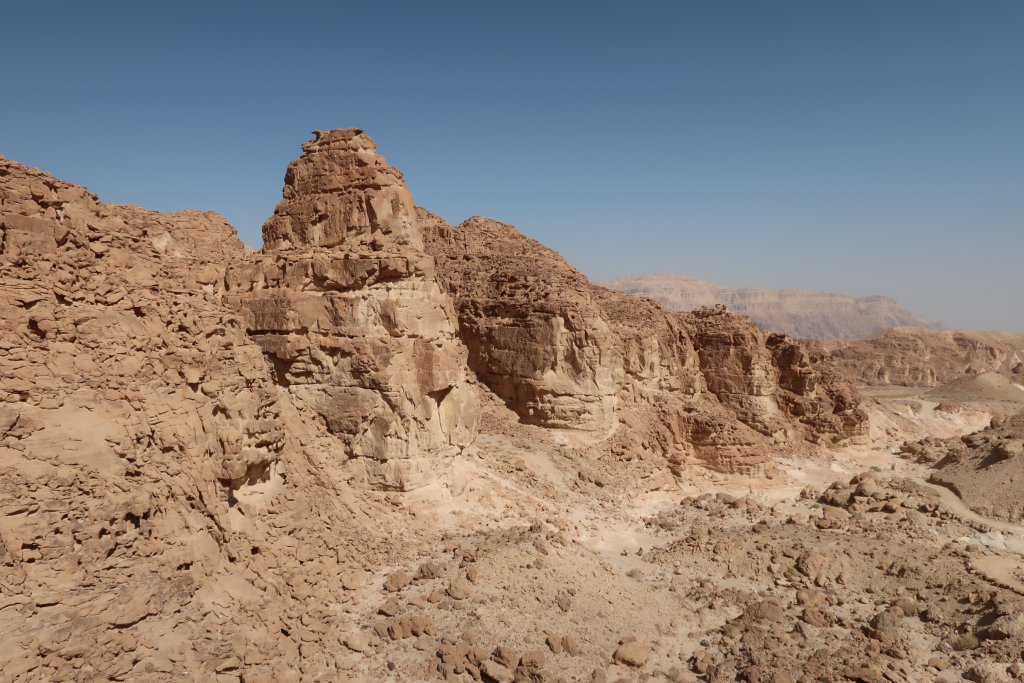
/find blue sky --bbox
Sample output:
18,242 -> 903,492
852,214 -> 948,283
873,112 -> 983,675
2,1 -> 1021,331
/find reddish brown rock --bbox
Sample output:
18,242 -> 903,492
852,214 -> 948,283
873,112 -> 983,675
423,213 -> 866,473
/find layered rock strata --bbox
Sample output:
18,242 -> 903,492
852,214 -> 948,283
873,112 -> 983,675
825,327 -> 1024,387
225,130 -> 478,491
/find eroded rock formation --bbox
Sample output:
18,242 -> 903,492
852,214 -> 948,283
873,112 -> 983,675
423,213 -> 867,473
0,154 -> 397,680
825,327 -> 1024,387
684,306 -> 865,444
0,131 -> 873,680
419,212 -> 621,435
225,130 -> 478,491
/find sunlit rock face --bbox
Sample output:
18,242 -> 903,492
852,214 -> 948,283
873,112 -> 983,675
421,211 -> 623,436
227,129 -> 479,491
261,129 -> 421,251
422,211 -> 868,475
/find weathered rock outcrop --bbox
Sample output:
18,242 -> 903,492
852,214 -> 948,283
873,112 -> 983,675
0,154 -> 398,681
420,212 -> 620,435
597,295 -> 865,472
0,130 -> 877,681
423,214 -> 867,473
3,130 -> 1022,683
225,130 -> 478,491
603,273 -> 937,340
826,327 -> 1024,387
591,289 -> 771,473
683,306 -> 788,437
684,306 -> 865,444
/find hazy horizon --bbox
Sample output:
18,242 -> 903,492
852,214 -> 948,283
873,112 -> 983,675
2,1 -> 1021,331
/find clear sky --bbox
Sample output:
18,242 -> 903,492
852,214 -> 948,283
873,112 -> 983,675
2,1 -> 1021,331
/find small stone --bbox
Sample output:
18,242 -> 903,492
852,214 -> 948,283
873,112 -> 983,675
378,599 -> 400,616
447,578 -> 471,600
344,632 -> 372,653
612,641 -> 650,667
384,571 -> 411,593
987,613 -> 1024,639
519,650 -> 546,669
892,597 -> 920,617
492,646 -> 518,668
481,659 -> 514,683
341,571 -> 367,590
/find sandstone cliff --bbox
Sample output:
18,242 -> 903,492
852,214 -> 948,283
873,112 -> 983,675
224,130 -> 478,491
422,213 -> 867,474
0,131 -> 869,680
604,273 -> 936,340
826,327 -> 1024,387
0,153 -> 403,680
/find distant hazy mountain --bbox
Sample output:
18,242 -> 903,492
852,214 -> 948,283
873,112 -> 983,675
601,273 -> 937,341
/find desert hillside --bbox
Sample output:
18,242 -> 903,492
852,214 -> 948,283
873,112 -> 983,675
826,327 -> 1024,387
603,273 -> 935,340
3,133 -> 1024,682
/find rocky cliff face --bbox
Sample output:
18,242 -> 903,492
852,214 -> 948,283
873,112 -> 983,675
418,212 -> 621,435
603,273 -> 936,341
826,327 -> 1024,387
597,295 -> 865,473
589,290 -> 772,473
423,214 -> 867,473
225,130 -> 478,491
683,306 -> 864,444
0,153 -> 402,680
0,131 -> 871,679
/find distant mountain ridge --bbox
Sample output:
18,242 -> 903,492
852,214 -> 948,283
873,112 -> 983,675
601,273 -> 937,341
824,327 -> 1024,387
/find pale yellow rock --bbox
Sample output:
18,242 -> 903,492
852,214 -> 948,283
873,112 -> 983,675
226,129 -> 479,491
